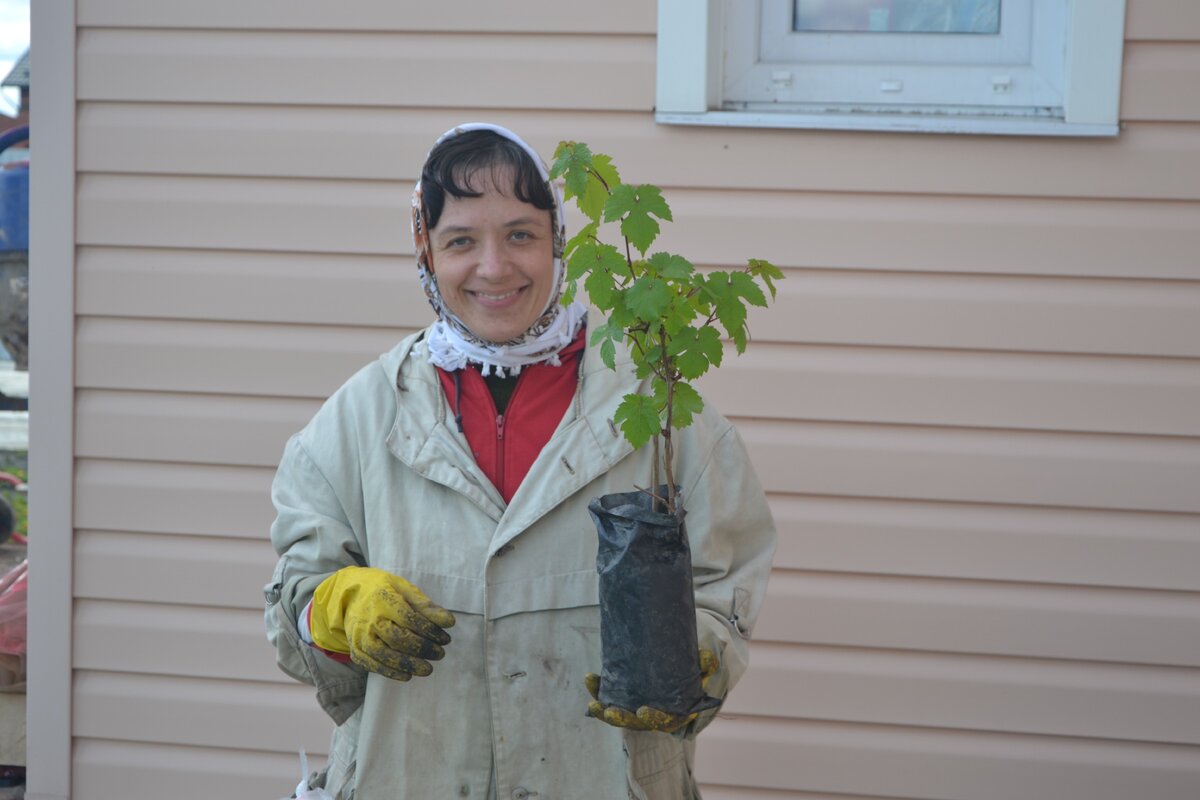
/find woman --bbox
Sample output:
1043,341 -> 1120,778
265,123 -> 776,799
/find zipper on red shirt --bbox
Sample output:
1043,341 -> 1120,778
495,413 -> 506,496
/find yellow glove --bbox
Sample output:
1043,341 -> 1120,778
310,566 -> 455,682
585,649 -> 719,733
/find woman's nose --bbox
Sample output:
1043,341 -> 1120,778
475,238 -> 511,279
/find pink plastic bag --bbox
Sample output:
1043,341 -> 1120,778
0,559 -> 27,657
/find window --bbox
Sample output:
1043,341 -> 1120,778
656,0 -> 1126,136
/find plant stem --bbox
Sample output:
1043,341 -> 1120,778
660,326 -> 678,515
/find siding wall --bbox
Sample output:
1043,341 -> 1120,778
60,1 -> 1200,798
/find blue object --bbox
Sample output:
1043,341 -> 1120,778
0,125 -> 29,253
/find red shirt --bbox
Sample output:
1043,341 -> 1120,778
436,330 -> 586,504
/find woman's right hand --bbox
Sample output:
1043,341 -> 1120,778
309,566 -> 455,681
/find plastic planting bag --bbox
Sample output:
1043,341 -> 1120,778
590,488 -> 719,716
279,749 -> 333,800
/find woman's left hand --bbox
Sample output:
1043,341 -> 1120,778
584,649 -> 719,733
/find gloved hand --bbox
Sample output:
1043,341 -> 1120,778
585,648 -> 719,733
309,566 -> 455,682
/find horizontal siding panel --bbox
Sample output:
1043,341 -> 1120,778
78,174 -> 1200,279
75,459 -> 275,537
76,390 -> 317,466
741,419 -> 1200,513
772,495 -> 1200,592
75,739 -> 312,800
73,409 -> 1200,519
74,600 -> 282,683
702,344 -> 1200,436
743,270 -> 1200,358
78,102 -> 1200,202
695,716 -> 1200,799
77,247 -> 1200,359
75,671 -> 328,753
73,355 -> 1200,468
730,642 -> 1200,744
75,531 -> 278,610
1122,42 -> 1200,122
1127,2 -> 1200,40
76,29 -> 653,110
77,0 -> 655,33
757,570 -> 1200,667
76,247 -> 431,328
77,174 -> 407,255
75,317 -> 402,398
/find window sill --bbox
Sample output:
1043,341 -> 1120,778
655,110 -> 1120,138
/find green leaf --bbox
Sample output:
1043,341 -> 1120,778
575,153 -> 621,223
585,267 -> 617,310
646,252 -> 694,282
600,337 -> 616,370
564,221 -> 598,261
747,258 -> 784,300
603,184 -> 673,255
669,381 -> 705,429
730,270 -> 768,308
626,276 -> 672,321
551,142 -> 593,200
666,325 -> 722,380
613,393 -> 661,450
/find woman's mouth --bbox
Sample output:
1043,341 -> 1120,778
469,287 -> 525,304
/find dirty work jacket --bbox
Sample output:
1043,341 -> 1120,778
264,327 -> 777,800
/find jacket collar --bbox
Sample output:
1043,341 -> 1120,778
382,326 -> 638,542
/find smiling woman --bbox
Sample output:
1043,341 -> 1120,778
264,123 -> 776,800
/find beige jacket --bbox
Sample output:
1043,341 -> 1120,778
264,328 -> 776,799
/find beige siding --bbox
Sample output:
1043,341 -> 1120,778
56,0 -> 1200,798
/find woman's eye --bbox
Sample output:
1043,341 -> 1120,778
447,237 -> 471,248
510,231 -> 532,241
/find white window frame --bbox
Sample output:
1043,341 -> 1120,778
656,0 -> 1126,136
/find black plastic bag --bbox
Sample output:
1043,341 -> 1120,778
590,487 -> 720,716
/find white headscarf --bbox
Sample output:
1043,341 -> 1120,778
411,123 -> 587,376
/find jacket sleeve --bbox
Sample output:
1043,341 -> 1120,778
263,432 -> 369,725
680,419 -> 777,737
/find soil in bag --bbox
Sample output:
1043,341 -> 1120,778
590,487 -> 720,716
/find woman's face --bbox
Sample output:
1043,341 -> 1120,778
430,166 -> 555,344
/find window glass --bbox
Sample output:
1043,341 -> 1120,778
794,0 -> 1001,34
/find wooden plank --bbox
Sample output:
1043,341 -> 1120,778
74,600 -> 284,684
739,419 -> 1200,514
74,531 -> 280,610
75,739 -> 319,800
695,715 -> 1200,799
729,642 -> 1200,745
75,317 -> 405,399
77,174 -> 1200,278
76,28 -> 653,111
1122,42 -> 1200,122
755,570 -> 1200,667
75,459 -> 276,538
76,246 -> 1200,358
76,0 -> 656,34
771,495 -> 1200,592
77,102 -> 1200,202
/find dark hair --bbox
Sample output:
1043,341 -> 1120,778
420,130 -> 555,229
